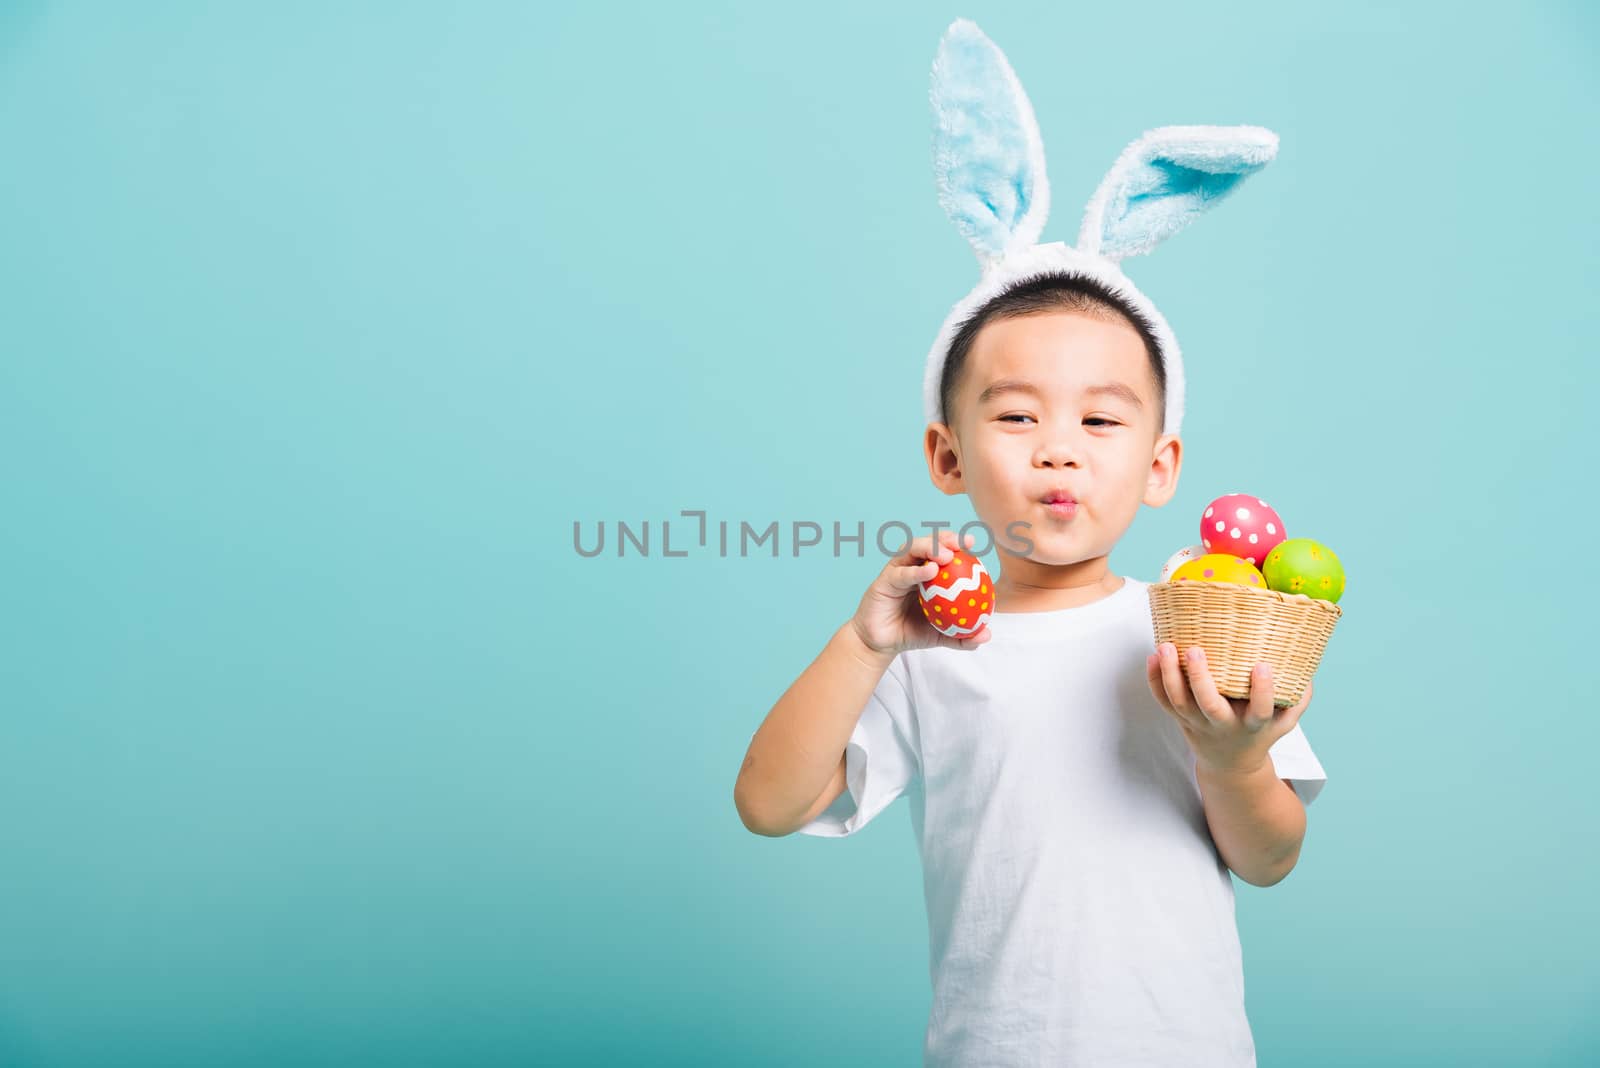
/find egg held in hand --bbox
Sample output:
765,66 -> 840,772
1200,493 -> 1286,567
1170,553 -> 1267,588
1262,538 -> 1346,603
918,551 -> 994,637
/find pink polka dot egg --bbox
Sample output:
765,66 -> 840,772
1170,553 -> 1267,588
1200,492 -> 1286,567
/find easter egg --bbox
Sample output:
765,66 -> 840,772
1160,544 -> 1207,583
1200,493 -> 1286,567
918,550 -> 994,637
1170,553 -> 1267,589
1261,538 -> 1345,603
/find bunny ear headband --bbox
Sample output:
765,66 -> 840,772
923,18 -> 1279,437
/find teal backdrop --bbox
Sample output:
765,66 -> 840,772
2,2 -> 1595,1065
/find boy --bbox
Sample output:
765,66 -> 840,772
734,273 -> 1326,1065
734,19 -> 1327,1065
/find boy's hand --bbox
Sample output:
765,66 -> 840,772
1145,642 -> 1312,776
850,529 -> 992,659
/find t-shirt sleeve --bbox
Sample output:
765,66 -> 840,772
795,656 -> 920,838
1267,723 -> 1328,806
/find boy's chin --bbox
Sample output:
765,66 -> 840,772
1002,538 -> 1108,569
1025,552 -> 1107,569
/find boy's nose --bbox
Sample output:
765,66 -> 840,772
1033,442 -> 1080,468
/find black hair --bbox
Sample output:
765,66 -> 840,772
938,272 -> 1166,431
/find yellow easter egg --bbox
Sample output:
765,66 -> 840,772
1170,552 -> 1267,589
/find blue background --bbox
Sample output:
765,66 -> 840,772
2,2 -> 1596,1064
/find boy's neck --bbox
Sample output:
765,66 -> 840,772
991,555 -> 1126,613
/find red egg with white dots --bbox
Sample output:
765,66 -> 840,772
1199,493 -> 1286,567
917,551 -> 994,637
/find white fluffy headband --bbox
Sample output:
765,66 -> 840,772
923,18 -> 1280,438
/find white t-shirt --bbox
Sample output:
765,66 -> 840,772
798,575 -> 1327,1066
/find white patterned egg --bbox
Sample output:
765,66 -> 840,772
1160,544 -> 1207,583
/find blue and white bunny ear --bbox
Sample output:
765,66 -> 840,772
930,19 -> 1050,268
1076,125 -> 1278,264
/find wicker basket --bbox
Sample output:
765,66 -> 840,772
1148,580 -> 1342,708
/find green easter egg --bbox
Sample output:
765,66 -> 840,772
1261,537 -> 1345,603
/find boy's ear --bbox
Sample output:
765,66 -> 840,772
925,423 -> 965,495
1143,434 -> 1182,507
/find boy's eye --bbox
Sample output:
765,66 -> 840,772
999,415 -> 1120,426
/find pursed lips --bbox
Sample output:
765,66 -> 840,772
1040,491 -> 1079,517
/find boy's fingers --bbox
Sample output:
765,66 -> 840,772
887,560 -> 940,589
1242,664 -> 1275,732
900,535 -> 954,568
1145,653 -> 1176,715
1156,643 -> 1202,727
1272,679 -> 1312,735
939,626 -> 990,650
890,538 -> 921,568
890,539 -> 938,572
1182,647 -> 1233,725
884,530 -> 979,597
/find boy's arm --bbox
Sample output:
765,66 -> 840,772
1194,760 -> 1307,887
734,621 -> 895,838
1147,645 -> 1319,886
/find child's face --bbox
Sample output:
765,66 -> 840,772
925,309 -> 1181,569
